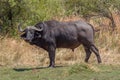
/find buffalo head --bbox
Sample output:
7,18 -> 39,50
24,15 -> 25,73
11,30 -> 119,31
18,23 -> 43,42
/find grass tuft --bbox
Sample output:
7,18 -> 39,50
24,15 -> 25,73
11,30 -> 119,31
68,63 -> 98,75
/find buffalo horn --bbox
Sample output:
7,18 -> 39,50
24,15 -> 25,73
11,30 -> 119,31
30,26 -> 43,31
18,23 -> 24,32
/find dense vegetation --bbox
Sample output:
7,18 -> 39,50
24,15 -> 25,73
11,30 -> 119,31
0,0 -> 120,36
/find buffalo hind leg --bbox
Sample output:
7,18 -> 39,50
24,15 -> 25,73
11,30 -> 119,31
83,45 -> 92,63
90,45 -> 102,63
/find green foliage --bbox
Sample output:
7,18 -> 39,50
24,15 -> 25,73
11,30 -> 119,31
0,0 -> 64,36
20,0 -> 64,24
64,0 -> 120,29
0,0 -> 120,36
64,0 -> 120,16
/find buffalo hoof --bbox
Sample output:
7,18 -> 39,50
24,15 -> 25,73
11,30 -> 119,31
98,59 -> 102,63
84,60 -> 89,63
48,65 -> 55,68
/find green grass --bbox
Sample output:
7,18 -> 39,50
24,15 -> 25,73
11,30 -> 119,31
0,64 -> 120,80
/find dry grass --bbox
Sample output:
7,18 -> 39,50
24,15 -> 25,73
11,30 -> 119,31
96,30 -> 120,65
0,15 -> 120,67
0,38 -> 85,67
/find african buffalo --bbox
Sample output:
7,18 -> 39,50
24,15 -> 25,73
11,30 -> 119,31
18,20 -> 101,67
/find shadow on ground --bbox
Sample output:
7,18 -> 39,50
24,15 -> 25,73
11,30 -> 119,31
13,66 -> 66,72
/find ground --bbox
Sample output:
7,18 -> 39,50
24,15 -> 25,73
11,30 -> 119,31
0,64 -> 120,80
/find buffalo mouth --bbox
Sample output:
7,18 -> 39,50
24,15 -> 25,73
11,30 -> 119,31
21,35 -> 33,43
24,38 -> 29,42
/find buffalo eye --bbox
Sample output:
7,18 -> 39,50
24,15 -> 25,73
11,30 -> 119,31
34,31 -> 41,38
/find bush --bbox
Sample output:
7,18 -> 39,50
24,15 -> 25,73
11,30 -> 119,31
0,0 -> 120,36
0,0 -> 64,36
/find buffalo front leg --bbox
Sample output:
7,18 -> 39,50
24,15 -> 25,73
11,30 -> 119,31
48,45 -> 56,68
